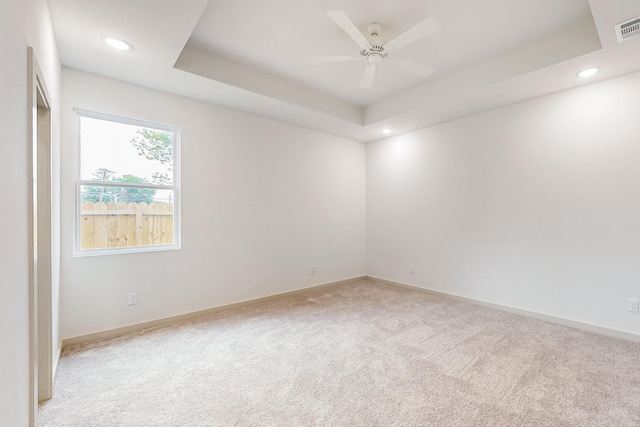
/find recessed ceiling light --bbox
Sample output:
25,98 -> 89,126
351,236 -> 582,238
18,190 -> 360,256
381,128 -> 392,134
577,67 -> 600,78
102,36 -> 132,51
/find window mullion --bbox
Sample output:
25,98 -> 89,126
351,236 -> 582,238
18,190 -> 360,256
79,180 -> 174,191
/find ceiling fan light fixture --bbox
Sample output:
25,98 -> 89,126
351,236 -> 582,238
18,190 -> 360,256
577,67 -> 600,78
319,10 -> 440,90
368,53 -> 383,65
102,36 -> 132,51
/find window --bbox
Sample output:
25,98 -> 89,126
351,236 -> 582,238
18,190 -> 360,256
74,110 -> 180,256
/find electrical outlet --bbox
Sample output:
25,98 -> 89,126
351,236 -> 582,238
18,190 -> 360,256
409,265 -> 414,274
627,299 -> 639,313
310,265 -> 316,275
128,292 -> 138,306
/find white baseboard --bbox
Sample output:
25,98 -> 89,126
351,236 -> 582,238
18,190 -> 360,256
367,276 -> 640,343
62,276 -> 367,349
53,341 -> 62,383
62,274 -> 639,350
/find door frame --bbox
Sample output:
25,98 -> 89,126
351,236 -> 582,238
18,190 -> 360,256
28,46 -> 53,426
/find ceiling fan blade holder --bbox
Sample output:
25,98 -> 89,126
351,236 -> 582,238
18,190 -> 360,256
384,17 -> 440,53
360,63 -> 377,89
327,10 -> 372,51
388,58 -> 435,78
308,55 -> 365,64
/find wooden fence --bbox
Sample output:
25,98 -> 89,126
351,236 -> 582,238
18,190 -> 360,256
80,202 -> 173,249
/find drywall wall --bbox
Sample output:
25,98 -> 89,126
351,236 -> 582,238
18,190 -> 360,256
0,0 -> 61,424
60,69 -> 367,339
367,70 -> 640,336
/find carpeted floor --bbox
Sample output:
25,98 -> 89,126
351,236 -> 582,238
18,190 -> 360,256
39,279 -> 640,426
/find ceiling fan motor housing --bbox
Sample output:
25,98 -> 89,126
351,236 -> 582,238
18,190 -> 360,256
368,22 -> 382,36
367,22 -> 384,51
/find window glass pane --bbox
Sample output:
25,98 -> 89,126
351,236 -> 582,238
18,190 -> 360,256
79,186 -> 175,249
80,116 -> 174,185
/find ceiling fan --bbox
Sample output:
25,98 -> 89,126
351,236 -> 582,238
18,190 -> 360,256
311,10 -> 440,89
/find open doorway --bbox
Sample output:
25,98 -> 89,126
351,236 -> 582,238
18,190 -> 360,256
28,47 -> 53,426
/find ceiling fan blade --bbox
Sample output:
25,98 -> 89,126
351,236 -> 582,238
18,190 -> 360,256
388,58 -> 435,78
327,10 -> 371,51
308,55 -> 364,64
360,63 -> 377,89
383,17 -> 440,54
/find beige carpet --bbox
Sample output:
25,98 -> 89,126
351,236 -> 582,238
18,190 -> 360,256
39,279 -> 640,426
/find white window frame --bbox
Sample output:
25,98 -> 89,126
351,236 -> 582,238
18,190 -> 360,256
73,109 -> 181,256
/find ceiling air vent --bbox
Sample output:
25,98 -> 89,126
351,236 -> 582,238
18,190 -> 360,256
615,16 -> 640,42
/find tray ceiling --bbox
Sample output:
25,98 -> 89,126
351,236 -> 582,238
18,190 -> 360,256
49,0 -> 640,141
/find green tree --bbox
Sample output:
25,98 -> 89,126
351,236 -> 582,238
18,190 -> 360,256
130,128 -> 173,164
82,170 -> 156,204
83,168 -> 116,203
114,174 -> 156,203
130,129 -> 173,185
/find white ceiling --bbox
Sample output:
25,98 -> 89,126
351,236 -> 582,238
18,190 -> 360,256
189,0 -> 592,106
48,0 -> 640,142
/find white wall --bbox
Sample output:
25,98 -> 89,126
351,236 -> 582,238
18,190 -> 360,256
60,69 -> 367,339
0,0 -> 60,424
367,70 -> 640,336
